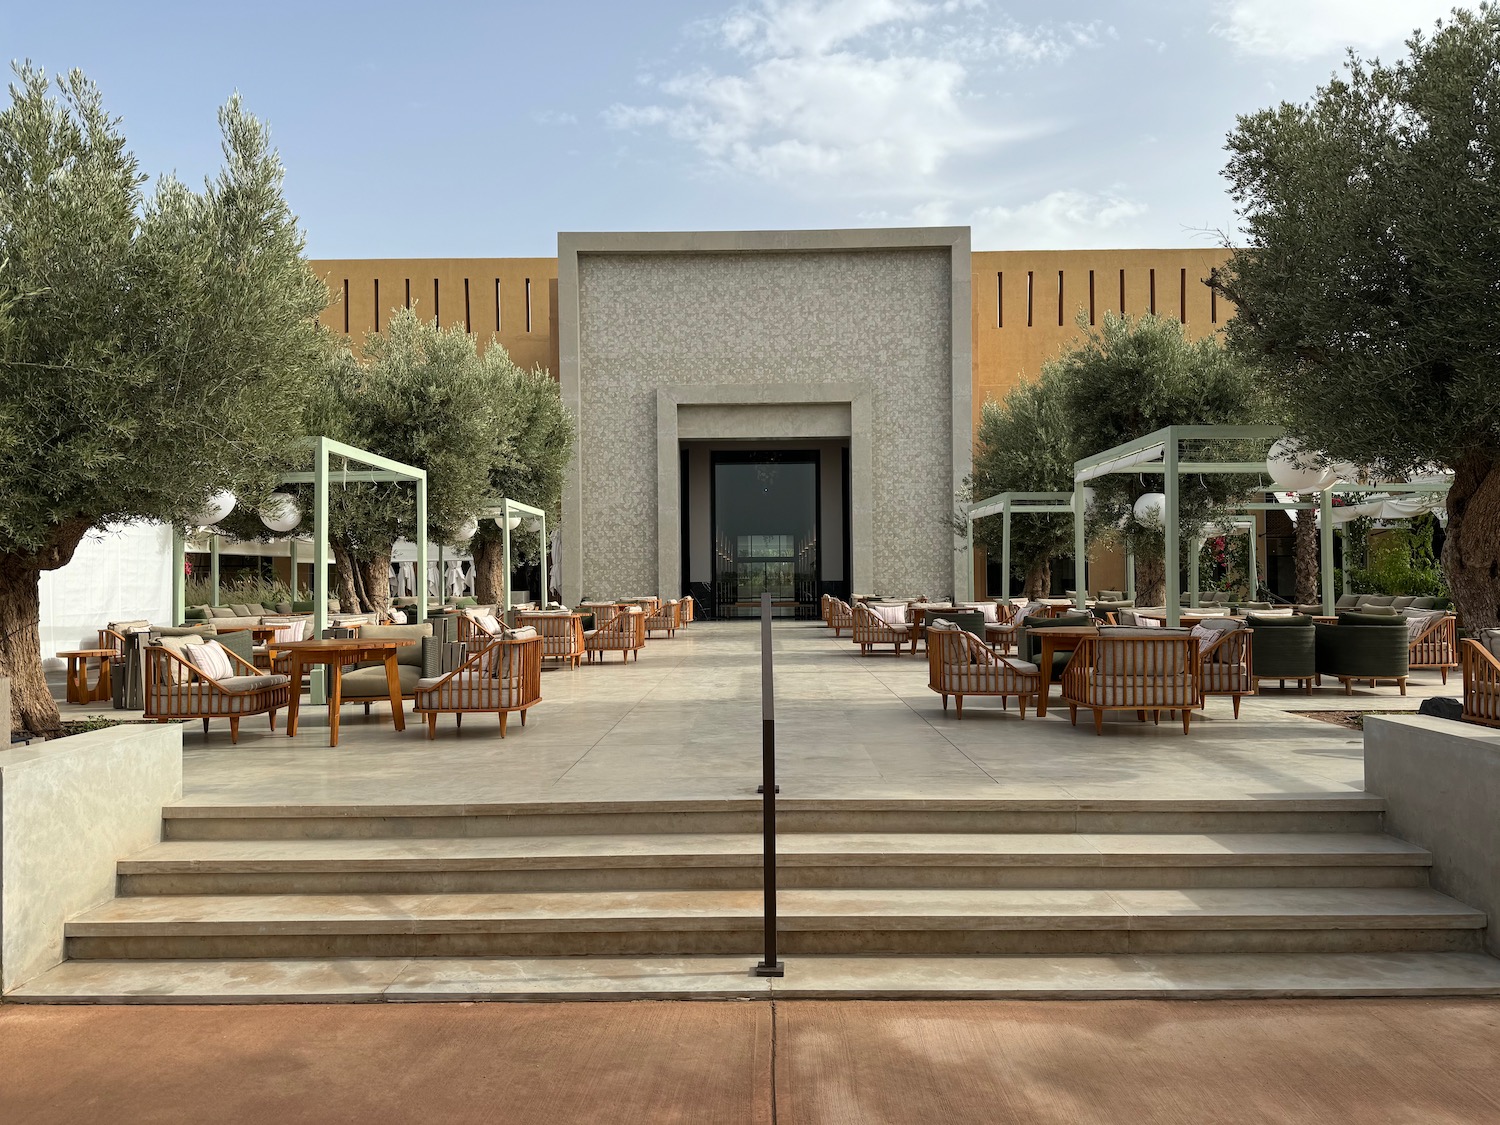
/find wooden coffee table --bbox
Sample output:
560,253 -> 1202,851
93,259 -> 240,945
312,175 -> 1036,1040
58,648 -> 114,704
1031,626 -> 1100,717
268,638 -> 414,747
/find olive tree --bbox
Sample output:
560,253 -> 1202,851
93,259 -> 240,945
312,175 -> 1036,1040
0,67 -> 325,735
970,377 -> 1075,598
1212,6 -> 1500,627
1047,313 -> 1265,605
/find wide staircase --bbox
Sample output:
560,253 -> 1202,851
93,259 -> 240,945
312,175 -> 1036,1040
14,795 -> 1500,1001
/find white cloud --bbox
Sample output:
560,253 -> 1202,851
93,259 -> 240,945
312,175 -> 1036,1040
862,189 -> 1150,248
532,109 -> 579,126
1216,0 -> 1458,61
604,0 -> 1104,195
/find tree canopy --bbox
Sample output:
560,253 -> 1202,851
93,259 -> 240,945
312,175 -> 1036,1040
1212,5 -> 1500,626
0,66 -> 326,734
972,312 -> 1265,605
308,307 -> 571,613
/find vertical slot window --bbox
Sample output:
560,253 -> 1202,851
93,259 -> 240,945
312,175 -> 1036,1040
373,279 -> 380,332
495,279 -> 502,332
1057,270 -> 1064,326
1179,268 -> 1187,324
464,278 -> 472,333
433,279 -> 440,325
404,278 -> 411,309
1211,286 -> 1218,324
1088,270 -> 1096,325
1149,269 -> 1157,315
1119,269 -> 1126,314
1025,271 -> 1034,328
525,277 -> 533,333
996,272 -> 1003,328
342,279 -> 349,334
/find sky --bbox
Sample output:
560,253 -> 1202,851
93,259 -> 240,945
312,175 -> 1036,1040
1,0 -> 1466,257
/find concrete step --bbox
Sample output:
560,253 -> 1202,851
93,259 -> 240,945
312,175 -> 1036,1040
116,833 -> 1433,894
160,796 -> 1388,840
13,952 -> 1500,1004
64,886 -> 1484,959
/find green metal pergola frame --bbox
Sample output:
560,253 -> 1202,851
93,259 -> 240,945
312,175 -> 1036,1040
966,492 -> 1081,602
475,497 -> 548,612
172,437 -> 429,639
1072,425 -> 1452,625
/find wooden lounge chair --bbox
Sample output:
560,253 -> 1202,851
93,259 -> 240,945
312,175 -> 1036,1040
926,620 -> 1041,718
585,605 -> 646,663
1409,613 -> 1459,684
1060,631 -> 1204,735
413,632 -> 543,738
1461,639 -> 1500,728
852,602 -> 912,656
645,599 -> 682,638
827,597 -> 854,637
1195,625 -> 1254,718
143,639 -> 290,744
515,611 -> 586,667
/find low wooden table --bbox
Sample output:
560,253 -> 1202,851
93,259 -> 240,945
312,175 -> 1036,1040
267,638 -> 414,747
58,648 -> 113,704
1031,626 -> 1100,718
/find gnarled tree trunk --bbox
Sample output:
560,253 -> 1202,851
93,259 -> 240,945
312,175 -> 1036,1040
330,539 -> 361,613
1294,499 -> 1319,606
1441,452 -> 1500,632
1023,559 -> 1051,600
471,534 -> 504,605
1135,555 -> 1166,607
360,554 -> 392,618
1,519 -> 96,736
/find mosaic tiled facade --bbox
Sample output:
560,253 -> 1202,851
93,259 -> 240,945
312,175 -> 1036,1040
572,245 -> 961,599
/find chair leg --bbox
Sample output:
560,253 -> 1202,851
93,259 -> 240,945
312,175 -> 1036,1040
1400,678 -> 1408,697
1442,667 -> 1449,684
1069,704 -> 1077,726
955,696 -> 963,719
941,693 -> 948,711
1344,679 -> 1352,696
1233,695 -> 1241,719
269,707 -> 279,732
1137,710 -> 1147,722
520,709 -> 527,727
426,712 -> 437,740
202,718 -> 210,735
229,717 -> 240,744
1093,709 -> 1104,735
1183,709 -> 1192,734
455,713 -> 462,730
499,711 -> 509,738
1018,696 -> 1028,719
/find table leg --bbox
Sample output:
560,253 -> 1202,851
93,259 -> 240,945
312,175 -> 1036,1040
1037,637 -> 1055,718
384,652 -> 406,732
64,657 -> 79,705
328,665 -> 343,747
95,658 -> 112,703
286,655 -> 303,736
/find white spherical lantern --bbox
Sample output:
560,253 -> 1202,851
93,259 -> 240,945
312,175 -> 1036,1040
1133,492 -> 1167,528
1266,438 -> 1329,493
455,517 -> 479,542
258,493 -> 301,534
504,516 -> 522,531
190,490 -> 236,526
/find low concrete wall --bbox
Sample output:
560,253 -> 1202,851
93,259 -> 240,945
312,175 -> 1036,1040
1366,715 -> 1500,956
0,722 -> 181,992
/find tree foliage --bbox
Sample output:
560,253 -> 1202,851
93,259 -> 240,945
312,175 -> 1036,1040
307,307 -> 572,612
972,309 -> 1266,609
0,65 -> 326,733
970,377 -> 1075,597
1212,5 -> 1500,626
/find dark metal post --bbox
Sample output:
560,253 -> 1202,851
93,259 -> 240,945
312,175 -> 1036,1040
754,591 -> 784,977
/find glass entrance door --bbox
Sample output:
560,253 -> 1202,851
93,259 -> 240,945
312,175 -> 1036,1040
712,453 -> 819,619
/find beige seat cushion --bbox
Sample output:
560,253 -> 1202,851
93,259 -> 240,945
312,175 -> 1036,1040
338,664 -> 423,699
355,624 -> 433,668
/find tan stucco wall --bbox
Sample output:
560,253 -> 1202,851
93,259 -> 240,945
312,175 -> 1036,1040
311,258 -> 559,376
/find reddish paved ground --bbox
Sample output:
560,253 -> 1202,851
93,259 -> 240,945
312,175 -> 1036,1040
3,999 -> 1500,1124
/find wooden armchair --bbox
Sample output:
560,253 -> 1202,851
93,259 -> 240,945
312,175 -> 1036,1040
413,633 -> 543,738
646,599 -> 682,638
681,595 -> 696,623
1461,639 -> 1500,728
1409,614 -> 1459,684
143,641 -> 290,744
585,605 -> 646,663
827,598 -> 854,637
852,602 -> 913,656
1197,627 -> 1254,718
1060,633 -> 1203,735
516,611 -> 586,667
926,621 -> 1041,718
455,611 -> 502,644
